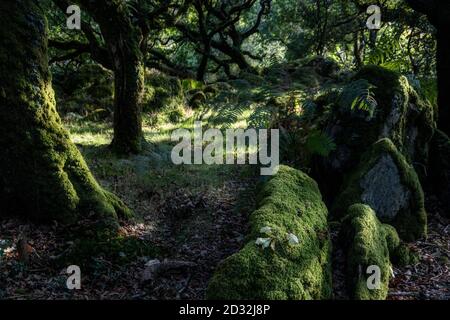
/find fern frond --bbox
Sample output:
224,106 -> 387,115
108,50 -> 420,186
300,99 -> 317,121
208,103 -> 249,129
248,104 -> 275,129
305,130 -> 336,157
339,79 -> 378,118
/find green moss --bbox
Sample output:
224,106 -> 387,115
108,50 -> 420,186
340,204 -> 398,300
333,138 -> 426,241
206,165 -> 332,300
0,0 -> 131,226
189,91 -> 207,109
54,64 -> 114,120
354,66 -> 435,164
144,71 -> 184,111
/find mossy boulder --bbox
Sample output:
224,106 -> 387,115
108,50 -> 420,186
143,70 -> 184,112
354,66 -> 435,169
429,129 -> 450,217
206,165 -> 332,300
340,204 -> 397,300
315,66 -> 435,198
333,138 -> 426,241
301,56 -> 340,78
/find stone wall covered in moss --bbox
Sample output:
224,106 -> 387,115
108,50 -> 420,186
333,138 -> 426,241
206,165 -> 332,300
339,204 -> 396,300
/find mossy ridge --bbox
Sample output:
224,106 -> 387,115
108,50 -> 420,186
332,138 -> 426,241
340,204 -> 399,300
0,0 -> 131,226
206,165 -> 332,300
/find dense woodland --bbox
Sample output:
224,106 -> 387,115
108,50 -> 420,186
0,0 -> 449,300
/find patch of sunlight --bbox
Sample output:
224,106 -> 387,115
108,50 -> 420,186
64,121 -> 112,146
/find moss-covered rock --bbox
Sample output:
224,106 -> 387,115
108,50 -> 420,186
340,204 -> 396,300
315,66 -> 435,199
206,165 -> 332,300
354,66 -> 435,170
429,129 -> 450,217
333,138 -> 426,241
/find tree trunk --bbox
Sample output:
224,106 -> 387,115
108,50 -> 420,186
406,0 -> 450,135
78,0 -> 145,154
0,0 -> 131,226
435,23 -> 450,136
110,47 -> 144,154
197,43 -> 211,81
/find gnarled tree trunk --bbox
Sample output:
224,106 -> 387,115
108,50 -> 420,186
0,0 -> 131,226
78,0 -> 145,154
435,22 -> 450,136
110,45 -> 144,154
406,0 -> 450,136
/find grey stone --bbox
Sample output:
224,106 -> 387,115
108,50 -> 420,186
360,155 -> 411,220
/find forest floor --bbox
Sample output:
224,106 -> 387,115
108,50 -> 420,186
1,66 -> 449,299
0,118 -> 258,299
0,117 -> 449,299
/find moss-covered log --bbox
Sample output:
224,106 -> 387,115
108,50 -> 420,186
0,0 -> 131,225
339,204 -> 396,300
206,165 -> 332,300
333,139 -> 426,241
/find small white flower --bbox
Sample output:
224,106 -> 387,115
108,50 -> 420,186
260,226 -> 272,234
255,237 -> 272,249
287,233 -> 299,245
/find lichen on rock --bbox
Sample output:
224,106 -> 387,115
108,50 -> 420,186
360,155 -> 411,220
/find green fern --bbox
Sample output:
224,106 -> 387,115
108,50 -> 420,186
338,79 -> 378,118
248,104 -> 275,129
300,99 -> 317,122
305,130 -> 336,157
208,103 -> 249,129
